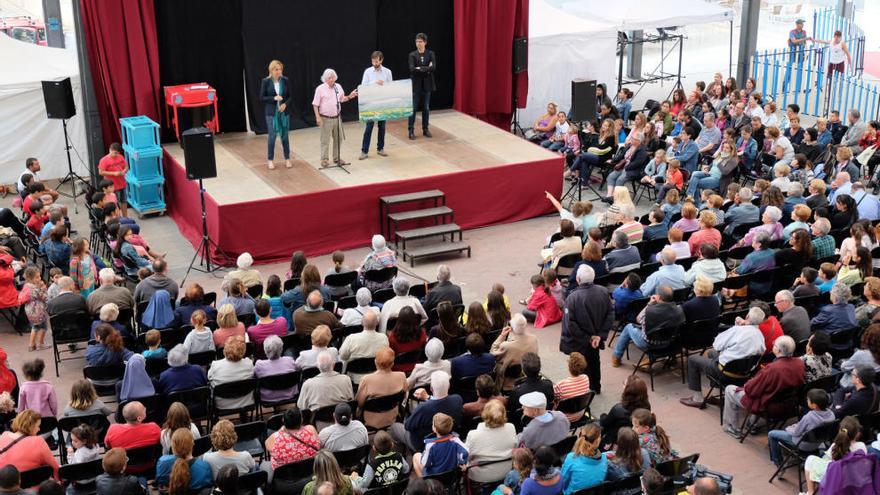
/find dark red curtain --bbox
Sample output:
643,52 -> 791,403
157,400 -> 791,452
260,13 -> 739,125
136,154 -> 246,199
453,0 -> 528,129
80,0 -> 162,145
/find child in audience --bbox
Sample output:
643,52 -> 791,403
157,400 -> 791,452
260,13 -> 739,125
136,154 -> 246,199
350,431 -> 410,490
324,251 -> 354,298
97,447 -> 146,494
817,263 -> 838,293
21,266 -> 49,351
262,274 -> 284,318
412,413 -> 468,477
491,283 -> 511,311
495,448 -> 533,495
803,416 -> 865,495
659,188 -> 682,226
99,179 -> 118,205
522,274 -> 562,328
771,164 -> 792,193
26,199 -> 46,235
90,192 -> 107,223
614,119 -> 627,144
661,228 -> 691,261
17,358 -> 57,417
543,269 -> 564,308
642,208 -> 668,241
46,267 -> 63,300
560,124 -> 581,156
68,424 -> 101,464
767,389 -> 836,468
612,273 -> 643,316
631,408 -> 677,466
137,267 -> 152,281
142,329 -> 167,360
752,179 -> 769,202
183,310 -> 215,354
792,267 -> 821,297
640,149 -> 668,188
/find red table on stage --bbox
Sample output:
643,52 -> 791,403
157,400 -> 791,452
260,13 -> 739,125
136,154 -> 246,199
163,83 -> 220,141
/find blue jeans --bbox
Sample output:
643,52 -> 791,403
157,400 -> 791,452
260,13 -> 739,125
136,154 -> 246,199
573,153 -> 601,176
266,115 -> 290,160
685,172 -> 720,200
408,90 -> 431,131
607,169 -> 628,187
541,140 -> 565,151
767,429 -> 794,466
613,323 -> 649,358
361,120 -> 386,153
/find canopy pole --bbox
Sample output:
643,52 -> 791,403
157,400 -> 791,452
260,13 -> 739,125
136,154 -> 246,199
729,20 -> 734,78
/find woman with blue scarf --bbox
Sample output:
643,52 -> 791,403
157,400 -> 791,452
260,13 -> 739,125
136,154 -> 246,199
142,289 -> 174,330
116,354 -> 155,402
260,59 -> 292,170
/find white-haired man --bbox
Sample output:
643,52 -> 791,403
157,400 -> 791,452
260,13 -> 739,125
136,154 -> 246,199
312,68 -> 358,168
561,264 -> 613,393
297,350 -> 354,412
88,268 -> 134,314
828,171 -> 852,203
395,370 -> 462,452
721,336 -> 804,438
47,276 -> 88,316
378,277 -> 428,332
490,313 -> 538,390
339,311 -> 388,384
681,307 -> 766,408
423,264 -> 462,313
639,248 -> 686,296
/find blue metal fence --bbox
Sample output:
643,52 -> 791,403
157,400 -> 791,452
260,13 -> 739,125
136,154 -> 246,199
751,7 -> 877,120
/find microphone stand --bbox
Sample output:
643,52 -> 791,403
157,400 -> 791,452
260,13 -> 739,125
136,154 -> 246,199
323,83 -> 351,174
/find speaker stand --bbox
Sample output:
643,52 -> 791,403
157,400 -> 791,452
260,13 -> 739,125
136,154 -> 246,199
181,179 -> 230,286
322,114 -> 351,174
55,119 -> 90,214
511,76 -> 525,137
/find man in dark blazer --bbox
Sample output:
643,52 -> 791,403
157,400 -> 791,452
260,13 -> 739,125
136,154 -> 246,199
423,264 -> 462,314
47,276 -> 88,316
259,60 -> 292,169
408,32 -> 436,140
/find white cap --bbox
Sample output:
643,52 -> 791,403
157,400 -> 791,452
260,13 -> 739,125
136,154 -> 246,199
519,391 -> 547,409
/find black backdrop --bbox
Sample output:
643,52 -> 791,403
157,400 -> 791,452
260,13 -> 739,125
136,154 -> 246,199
153,0 -> 455,137
154,0 -> 247,141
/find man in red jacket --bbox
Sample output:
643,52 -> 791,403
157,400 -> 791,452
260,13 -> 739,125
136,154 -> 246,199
721,335 -> 804,438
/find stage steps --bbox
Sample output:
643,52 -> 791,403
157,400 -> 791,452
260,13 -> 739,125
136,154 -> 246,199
379,189 -> 470,267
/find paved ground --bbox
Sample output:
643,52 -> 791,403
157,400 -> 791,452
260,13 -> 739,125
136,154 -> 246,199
0,178 -> 802,494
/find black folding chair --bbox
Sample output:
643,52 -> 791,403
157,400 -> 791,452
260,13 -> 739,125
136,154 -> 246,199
769,420 -> 838,487
116,394 -> 166,425
19,465 -> 53,489
212,378 -> 258,421
631,323 -> 682,391
82,364 -> 125,402
272,457 -> 316,493
332,444 -> 371,473
324,272 -> 358,299
167,386 -> 212,426
555,391 -> 596,429
363,267 -> 397,290
145,358 -> 170,377
234,420 -> 267,460
188,350 -> 216,367
50,310 -> 92,376
238,470 -> 268,495
363,478 -> 409,495
346,357 -> 378,377
360,391 -> 405,432
193,435 -> 213,457
246,283 -> 264,299
58,414 -> 110,463
59,458 -> 103,494
257,370 -> 302,418
372,288 -> 395,304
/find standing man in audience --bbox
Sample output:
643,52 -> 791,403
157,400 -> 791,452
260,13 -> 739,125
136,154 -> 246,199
88,268 -> 134,314
423,265 -> 462,314
680,307 -> 766,408
360,51 -> 392,161
134,259 -> 178,306
312,68 -> 358,168
561,265 -> 612,394
98,143 -> 130,218
408,33 -> 436,140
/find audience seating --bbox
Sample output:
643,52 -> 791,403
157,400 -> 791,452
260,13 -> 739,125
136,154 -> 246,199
49,310 -> 92,376
58,458 -> 103,494
704,355 -> 764,424
167,386 -> 212,425
211,378 -> 258,421
632,323 -> 684,391
237,470 -> 268,495
246,283 -> 264,299
360,391 -> 405,432
233,420 -> 266,460
19,465 -> 53,489
363,478 -> 409,495
82,364 -> 125,403
256,370 -> 302,418
556,392 -> 596,429
115,394 -> 166,425
332,444 -> 371,474
769,420 -> 839,487
58,414 -> 110,463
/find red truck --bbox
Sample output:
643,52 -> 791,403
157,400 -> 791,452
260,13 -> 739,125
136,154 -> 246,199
0,15 -> 47,46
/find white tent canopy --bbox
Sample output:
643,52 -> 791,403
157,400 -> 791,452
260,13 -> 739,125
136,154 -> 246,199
0,34 -> 89,185
551,0 -> 735,32
522,0 -> 617,125
523,0 -> 735,125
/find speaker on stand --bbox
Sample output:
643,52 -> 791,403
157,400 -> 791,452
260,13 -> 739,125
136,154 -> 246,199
562,79 -> 603,205
510,37 -> 528,137
42,77 -> 89,212
180,127 -> 228,285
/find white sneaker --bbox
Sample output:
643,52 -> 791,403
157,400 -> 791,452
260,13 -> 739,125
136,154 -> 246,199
359,153 -> 368,160
267,160 -> 275,170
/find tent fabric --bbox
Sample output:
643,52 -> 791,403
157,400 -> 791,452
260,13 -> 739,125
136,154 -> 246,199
453,0 -> 529,129
0,34 -> 89,184
521,0 -> 617,125
551,0 -> 734,32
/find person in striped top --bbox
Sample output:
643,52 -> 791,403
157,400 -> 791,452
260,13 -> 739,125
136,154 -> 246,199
553,352 -> 591,422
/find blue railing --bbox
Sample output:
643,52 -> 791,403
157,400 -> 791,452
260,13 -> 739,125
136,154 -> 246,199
751,7 -> 877,120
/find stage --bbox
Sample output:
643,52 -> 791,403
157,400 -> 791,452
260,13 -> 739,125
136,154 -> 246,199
162,110 -> 563,263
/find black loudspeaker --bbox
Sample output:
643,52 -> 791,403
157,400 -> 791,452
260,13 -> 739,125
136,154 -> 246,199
41,78 -> 76,119
513,37 -> 528,74
570,79 -> 597,122
181,127 -> 217,180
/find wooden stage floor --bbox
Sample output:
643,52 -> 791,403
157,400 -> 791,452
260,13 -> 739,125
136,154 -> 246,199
164,110 -> 557,205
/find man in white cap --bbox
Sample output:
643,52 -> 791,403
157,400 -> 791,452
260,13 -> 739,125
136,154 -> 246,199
517,391 -> 570,450
224,252 -> 262,289
560,264 -> 612,394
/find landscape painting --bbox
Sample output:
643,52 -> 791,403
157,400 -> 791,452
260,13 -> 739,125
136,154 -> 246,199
358,79 -> 413,122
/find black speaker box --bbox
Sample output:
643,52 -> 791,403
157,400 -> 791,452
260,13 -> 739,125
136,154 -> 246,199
41,78 -> 76,120
570,79 -> 597,123
513,37 -> 528,74
181,127 -> 217,180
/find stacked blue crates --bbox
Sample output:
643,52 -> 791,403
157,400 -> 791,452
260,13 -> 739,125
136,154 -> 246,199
119,116 -> 166,216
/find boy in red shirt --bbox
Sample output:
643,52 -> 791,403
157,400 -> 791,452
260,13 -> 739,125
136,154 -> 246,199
98,143 -> 129,217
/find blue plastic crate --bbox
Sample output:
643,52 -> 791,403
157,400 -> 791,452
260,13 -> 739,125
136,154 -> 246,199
123,144 -> 163,180
126,174 -> 165,215
120,116 -> 160,149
